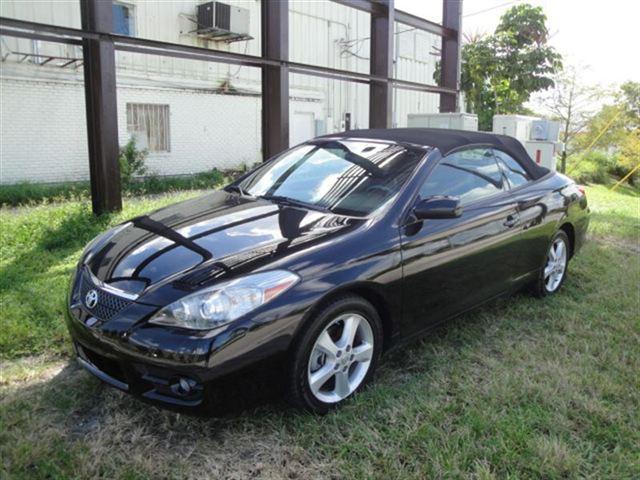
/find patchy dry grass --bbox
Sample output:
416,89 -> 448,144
1,185 -> 639,479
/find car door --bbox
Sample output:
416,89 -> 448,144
492,148 -> 554,277
400,147 -> 521,336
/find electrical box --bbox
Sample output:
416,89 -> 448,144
492,115 -> 539,141
196,2 -> 250,37
530,119 -> 560,141
407,113 -> 478,131
494,115 -> 562,171
524,141 -> 562,171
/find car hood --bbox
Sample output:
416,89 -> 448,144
83,191 -> 360,298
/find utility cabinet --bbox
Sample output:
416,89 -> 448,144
407,113 -> 478,131
492,115 -> 562,171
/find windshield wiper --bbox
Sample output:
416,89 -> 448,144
260,195 -> 332,213
224,184 -> 253,197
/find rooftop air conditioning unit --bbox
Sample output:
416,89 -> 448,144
196,1 -> 250,36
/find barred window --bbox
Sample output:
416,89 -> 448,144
126,103 -> 170,152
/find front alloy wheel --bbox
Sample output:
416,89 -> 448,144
307,313 -> 374,403
288,295 -> 382,413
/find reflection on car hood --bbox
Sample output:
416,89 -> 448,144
84,191 -> 360,295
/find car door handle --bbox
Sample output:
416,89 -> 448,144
504,214 -> 519,228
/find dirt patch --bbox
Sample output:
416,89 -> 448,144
591,234 -> 640,253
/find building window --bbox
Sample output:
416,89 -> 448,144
126,104 -> 171,152
113,2 -> 135,36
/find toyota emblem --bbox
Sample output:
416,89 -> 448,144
85,289 -> 99,309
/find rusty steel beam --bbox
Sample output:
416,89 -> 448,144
439,0 -> 462,112
261,0 -> 289,160
332,1 -> 455,37
81,0 -> 122,214
369,0 -> 394,129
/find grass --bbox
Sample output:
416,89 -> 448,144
0,191 -> 204,359
0,169 -> 226,207
1,184 -> 639,479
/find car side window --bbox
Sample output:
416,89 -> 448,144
419,148 -> 506,205
493,149 -> 531,189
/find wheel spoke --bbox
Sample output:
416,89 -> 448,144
544,263 -> 554,277
555,241 -> 565,261
545,276 -> 552,289
339,315 -> 360,348
315,331 -> 339,359
334,371 -> 351,398
309,363 -> 336,395
549,246 -> 557,261
352,343 -> 373,363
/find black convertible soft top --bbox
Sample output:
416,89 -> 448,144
321,128 -> 549,180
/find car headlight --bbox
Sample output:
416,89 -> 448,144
148,270 -> 300,330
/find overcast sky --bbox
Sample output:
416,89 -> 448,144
395,0 -> 640,88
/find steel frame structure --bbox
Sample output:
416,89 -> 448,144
0,0 -> 462,214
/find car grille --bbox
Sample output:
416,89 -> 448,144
79,270 -> 132,321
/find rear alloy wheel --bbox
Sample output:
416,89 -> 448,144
288,296 -> 382,413
533,230 -> 570,297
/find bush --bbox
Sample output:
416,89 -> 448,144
126,169 -> 226,196
0,181 -> 90,206
119,138 -> 148,185
567,151 -> 612,185
0,169 -> 228,207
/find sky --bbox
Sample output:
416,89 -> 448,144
395,0 -> 640,88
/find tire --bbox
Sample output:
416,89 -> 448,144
532,230 -> 570,298
287,295 -> 383,414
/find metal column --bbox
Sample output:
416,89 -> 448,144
81,0 -> 122,214
261,0 -> 289,160
369,0 -> 394,129
439,0 -> 462,112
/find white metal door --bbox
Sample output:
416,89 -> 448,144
290,112 -> 316,147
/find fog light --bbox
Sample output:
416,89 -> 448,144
171,377 -> 197,397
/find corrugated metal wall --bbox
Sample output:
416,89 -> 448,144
0,1 -> 442,183
0,0 -> 440,124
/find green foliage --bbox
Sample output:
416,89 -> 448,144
455,4 -> 562,130
118,138 -> 149,186
127,168 -> 226,196
571,81 -> 640,185
0,169 -> 228,207
567,151 -> 611,184
0,181 -> 91,206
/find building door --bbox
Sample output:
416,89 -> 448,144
290,112 -> 316,147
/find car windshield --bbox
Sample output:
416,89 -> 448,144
234,139 -> 425,216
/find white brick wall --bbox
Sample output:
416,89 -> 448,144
116,86 -> 262,176
0,77 -> 266,184
0,78 -> 90,184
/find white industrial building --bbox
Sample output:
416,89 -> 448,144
0,0 -> 443,184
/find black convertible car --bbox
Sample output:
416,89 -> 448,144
66,128 -> 589,413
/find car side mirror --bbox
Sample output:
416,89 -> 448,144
413,196 -> 462,220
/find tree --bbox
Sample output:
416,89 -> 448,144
572,81 -> 640,185
537,65 -> 598,172
456,4 -> 562,130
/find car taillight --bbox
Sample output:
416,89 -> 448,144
577,185 -> 586,196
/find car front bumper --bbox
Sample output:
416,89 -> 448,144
65,299 -> 301,412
